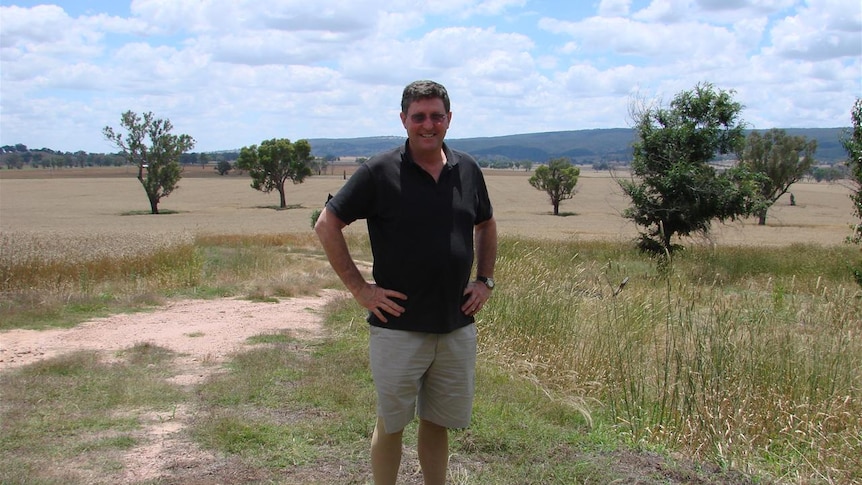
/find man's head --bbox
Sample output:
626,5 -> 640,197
400,80 -> 452,157
401,80 -> 450,114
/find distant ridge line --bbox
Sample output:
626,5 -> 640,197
307,127 -> 848,164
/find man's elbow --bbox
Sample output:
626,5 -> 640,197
314,208 -> 344,238
314,215 -> 330,239
476,216 -> 497,233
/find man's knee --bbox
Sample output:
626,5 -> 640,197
419,418 -> 446,431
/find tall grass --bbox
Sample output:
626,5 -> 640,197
0,231 -> 202,329
0,231 -> 340,330
2,231 -> 859,482
483,238 -> 862,483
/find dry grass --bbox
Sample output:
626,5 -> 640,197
482,239 -> 861,483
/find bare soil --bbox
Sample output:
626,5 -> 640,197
0,292 -> 337,484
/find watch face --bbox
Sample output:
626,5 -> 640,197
481,277 -> 494,289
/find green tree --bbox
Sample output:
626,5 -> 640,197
215,160 -> 232,176
842,98 -> 862,286
74,150 -> 87,168
619,82 -> 760,255
4,152 -> 22,169
810,165 -> 845,182
103,111 -> 195,214
843,98 -> 862,246
740,129 -> 817,225
529,157 -> 580,215
236,138 -> 313,209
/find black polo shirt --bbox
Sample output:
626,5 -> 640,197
326,141 -> 493,334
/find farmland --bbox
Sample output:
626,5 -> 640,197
0,166 -> 854,246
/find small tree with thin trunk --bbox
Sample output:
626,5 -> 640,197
215,160 -> 232,176
529,157 -> 580,215
236,138 -> 314,209
740,129 -> 817,225
103,111 -> 195,214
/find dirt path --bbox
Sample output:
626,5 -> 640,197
0,291 -> 342,483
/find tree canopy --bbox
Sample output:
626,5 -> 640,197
619,82 -> 760,255
103,111 -> 195,214
529,158 -> 580,215
236,138 -> 314,209
215,160 -> 232,176
740,129 -> 817,225
843,98 -> 862,250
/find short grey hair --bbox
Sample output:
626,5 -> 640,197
401,80 -> 451,113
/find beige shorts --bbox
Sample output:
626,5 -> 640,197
369,324 -> 477,434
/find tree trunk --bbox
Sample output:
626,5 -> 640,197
553,201 -> 559,215
278,185 -> 287,209
662,232 -> 673,255
139,174 -> 160,214
758,209 -> 767,226
148,193 -> 160,214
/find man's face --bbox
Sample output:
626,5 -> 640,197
400,97 -> 451,154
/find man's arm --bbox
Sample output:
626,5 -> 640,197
314,207 -> 367,296
314,207 -> 406,322
474,216 -> 497,279
462,216 -> 497,316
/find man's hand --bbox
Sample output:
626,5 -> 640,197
355,284 -> 407,323
461,281 -> 491,316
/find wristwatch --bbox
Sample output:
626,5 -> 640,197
477,276 -> 495,290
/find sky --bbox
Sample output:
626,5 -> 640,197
0,0 -> 860,154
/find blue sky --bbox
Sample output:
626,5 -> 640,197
1,0 -> 860,153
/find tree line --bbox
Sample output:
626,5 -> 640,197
0,144 -> 240,171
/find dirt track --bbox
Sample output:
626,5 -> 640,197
0,292 -> 339,483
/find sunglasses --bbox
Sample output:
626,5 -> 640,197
408,113 -> 449,124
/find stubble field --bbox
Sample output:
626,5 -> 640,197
0,165 -> 855,247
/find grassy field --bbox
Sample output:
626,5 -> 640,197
1,166 -> 860,484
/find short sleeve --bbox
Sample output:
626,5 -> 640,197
325,163 -> 375,225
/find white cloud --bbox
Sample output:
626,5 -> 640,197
0,0 -> 858,152
598,0 -> 631,17
540,15 -> 744,66
481,0 -> 528,14
767,0 -> 862,61
632,0 -> 691,23
1,5 -> 104,58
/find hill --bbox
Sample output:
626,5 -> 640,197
308,127 -> 848,164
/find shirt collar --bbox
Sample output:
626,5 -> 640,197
401,141 -> 458,169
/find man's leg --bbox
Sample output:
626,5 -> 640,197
371,417 -> 403,485
416,324 -> 476,484
417,419 -> 449,485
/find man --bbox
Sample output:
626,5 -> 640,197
314,80 -> 497,485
